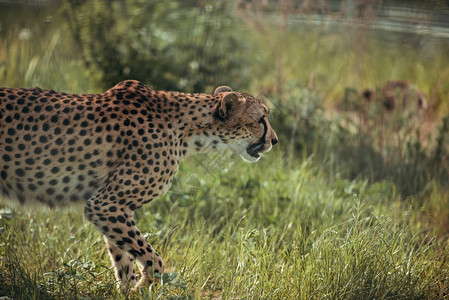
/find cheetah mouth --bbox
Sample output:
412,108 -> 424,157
246,142 -> 265,159
246,117 -> 269,159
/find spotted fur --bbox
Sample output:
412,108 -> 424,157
0,80 -> 278,290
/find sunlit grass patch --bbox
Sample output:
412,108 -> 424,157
1,150 -> 448,298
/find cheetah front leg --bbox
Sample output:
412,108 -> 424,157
104,236 -> 137,291
84,189 -> 163,291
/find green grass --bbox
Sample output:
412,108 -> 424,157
1,152 -> 449,299
1,4 -> 449,299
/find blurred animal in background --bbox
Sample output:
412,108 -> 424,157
340,80 -> 428,123
339,80 -> 428,148
362,80 -> 427,112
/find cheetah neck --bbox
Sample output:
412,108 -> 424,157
149,91 -> 225,158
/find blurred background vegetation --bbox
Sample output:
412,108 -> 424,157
1,0 -> 449,298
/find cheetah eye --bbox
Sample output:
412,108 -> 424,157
258,116 -> 264,124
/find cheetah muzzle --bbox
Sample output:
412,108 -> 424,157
0,80 -> 278,291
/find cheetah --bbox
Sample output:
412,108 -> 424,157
362,80 -> 427,111
0,80 -> 278,291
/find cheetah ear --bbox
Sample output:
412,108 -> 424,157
214,86 -> 233,95
216,92 -> 240,120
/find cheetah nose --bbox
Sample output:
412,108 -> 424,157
271,138 -> 278,146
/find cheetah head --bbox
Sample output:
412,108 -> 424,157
213,86 -> 278,162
